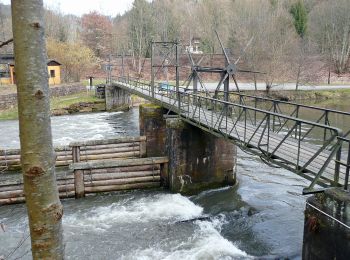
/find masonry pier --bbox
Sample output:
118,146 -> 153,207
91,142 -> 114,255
139,104 -> 237,194
105,85 -> 131,111
302,188 -> 350,260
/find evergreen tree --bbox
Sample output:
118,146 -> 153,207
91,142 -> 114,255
290,0 -> 308,38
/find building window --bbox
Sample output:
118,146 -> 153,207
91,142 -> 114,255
50,70 -> 55,78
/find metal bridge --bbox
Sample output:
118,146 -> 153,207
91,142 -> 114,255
110,37 -> 350,194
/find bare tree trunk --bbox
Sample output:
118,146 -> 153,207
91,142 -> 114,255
296,64 -> 301,91
11,0 -> 64,259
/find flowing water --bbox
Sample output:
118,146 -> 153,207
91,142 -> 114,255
0,99 -> 349,259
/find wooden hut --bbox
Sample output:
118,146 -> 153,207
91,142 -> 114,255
0,54 -> 61,85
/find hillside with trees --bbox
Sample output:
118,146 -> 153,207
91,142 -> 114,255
0,0 -> 349,87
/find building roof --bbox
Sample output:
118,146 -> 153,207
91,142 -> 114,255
47,59 -> 61,66
0,54 -> 61,66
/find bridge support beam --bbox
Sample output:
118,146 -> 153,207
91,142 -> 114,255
139,104 -> 166,157
165,117 -> 236,195
302,188 -> 350,260
105,85 -> 131,111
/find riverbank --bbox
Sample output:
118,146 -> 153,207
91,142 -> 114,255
0,92 -> 105,120
242,88 -> 350,102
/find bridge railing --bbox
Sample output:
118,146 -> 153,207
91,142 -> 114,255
114,76 -> 346,192
337,136 -> 350,190
216,91 -> 350,139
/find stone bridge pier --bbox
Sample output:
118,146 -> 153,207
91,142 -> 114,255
105,85 -> 131,111
139,103 -> 237,195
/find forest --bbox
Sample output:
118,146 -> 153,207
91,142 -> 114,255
0,0 -> 349,88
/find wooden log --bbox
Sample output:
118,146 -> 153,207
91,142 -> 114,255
0,158 -> 21,164
83,170 -> 160,182
84,181 -> 160,193
74,169 -> 85,198
0,189 -> 24,199
0,154 -> 21,160
58,184 -> 75,192
59,191 -> 75,198
69,136 -> 146,147
84,176 -> 160,187
79,142 -> 140,151
72,146 -> 80,163
140,138 -> 147,158
56,155 -> 73,161
55,161 -> 71,166
70,157 -> 169,170
56,179 -> 75,185
0,184 -> 23,192
78,146 -> 140,156
79,151 -> 140,161
82,164 -> 160,174
0,196 -> 25,205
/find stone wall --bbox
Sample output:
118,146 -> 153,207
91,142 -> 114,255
0,83 -> 86,110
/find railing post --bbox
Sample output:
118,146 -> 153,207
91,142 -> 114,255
151,41 -> 155,98
176,40 -> 180,112
324,111 -> 329,141
345,142 -> 350,190
72,146 -> 80,163
334,138 -> 342,186
74,169 -> 85,199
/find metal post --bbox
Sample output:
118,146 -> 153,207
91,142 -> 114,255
151,41 -> 155,98
334,139 -> 342,186
223,72 -> 229,116
121,53 -> 125,79
176,40 -> 180,112
345,143 -> 350,190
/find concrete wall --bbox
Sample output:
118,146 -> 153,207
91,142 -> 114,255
165,117 -> 236,194
105,85 -> 131,111
302,188 -> 350,260
139,104 -> 237,195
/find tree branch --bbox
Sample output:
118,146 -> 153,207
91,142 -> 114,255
0,38 -> 13,48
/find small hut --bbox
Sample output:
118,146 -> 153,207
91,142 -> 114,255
0,54 -> 61,85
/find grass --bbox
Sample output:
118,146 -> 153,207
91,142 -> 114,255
50,92 -> 101,109
0,92 -> 103,120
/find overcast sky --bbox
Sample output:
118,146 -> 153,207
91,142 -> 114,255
0,0 -> 140,16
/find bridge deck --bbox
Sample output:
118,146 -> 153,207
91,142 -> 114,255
114,81 -> 347,191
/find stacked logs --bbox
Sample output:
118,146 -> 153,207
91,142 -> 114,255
0,136 -> 168,205
0,157 -> 168,205
0,136 -> 147,171
70,136 -> 147,163
0,171 -> 76,205
71,157 -> 168,198
0,146 -> 72,170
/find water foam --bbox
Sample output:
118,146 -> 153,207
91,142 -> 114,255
122,216 -> 250,260
64,194 -> 203,230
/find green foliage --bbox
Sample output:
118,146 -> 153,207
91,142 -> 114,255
290,0 -> 308,38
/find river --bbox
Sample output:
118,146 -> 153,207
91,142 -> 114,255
0,99 -> 348,259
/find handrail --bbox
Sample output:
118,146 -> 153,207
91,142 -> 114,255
116,76 -> 343,136
215,91 -> 350,137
